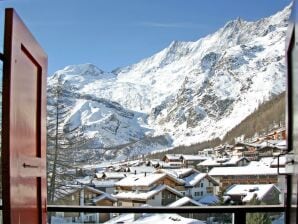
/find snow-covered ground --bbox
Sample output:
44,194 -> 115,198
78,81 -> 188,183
104,213 -> 205,224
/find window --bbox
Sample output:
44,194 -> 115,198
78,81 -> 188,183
0,2 -> 292,224
56,212 -> 64,218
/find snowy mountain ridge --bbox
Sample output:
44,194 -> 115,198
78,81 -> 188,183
47,5 -> 290,161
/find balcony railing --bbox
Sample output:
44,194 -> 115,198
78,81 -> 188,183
47,204 -> 285,224
206,187 -> 213,193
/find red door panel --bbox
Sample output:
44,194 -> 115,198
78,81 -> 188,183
2,9 -> 47,224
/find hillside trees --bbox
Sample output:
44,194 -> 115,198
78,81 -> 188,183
47,76 -> 92,202
148,92 -> 285,159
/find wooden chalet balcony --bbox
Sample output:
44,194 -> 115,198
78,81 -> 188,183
259,152 -> 274,157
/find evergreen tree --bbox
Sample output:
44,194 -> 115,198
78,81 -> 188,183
217,187 -> 226,205
215,187 -> 232,224
246,194 -> 271,224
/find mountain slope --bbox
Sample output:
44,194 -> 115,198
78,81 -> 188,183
149,91 -> 286,159
47,4 -> 290,161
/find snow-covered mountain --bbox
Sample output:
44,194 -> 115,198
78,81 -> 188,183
47,5 -> 290,161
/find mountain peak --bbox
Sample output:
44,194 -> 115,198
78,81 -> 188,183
47,4 -> 289,156
223,17 -> 244,30
62,63 -> 105,76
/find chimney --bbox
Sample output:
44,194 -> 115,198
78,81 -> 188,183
144,172 -> 147,177
134,170 -> 137,175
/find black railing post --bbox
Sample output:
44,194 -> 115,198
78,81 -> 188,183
233,211 -> 246,224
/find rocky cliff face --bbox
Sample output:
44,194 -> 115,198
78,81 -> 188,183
47,5 -> 290,161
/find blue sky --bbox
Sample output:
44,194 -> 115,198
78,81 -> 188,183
0,0 -> 292,75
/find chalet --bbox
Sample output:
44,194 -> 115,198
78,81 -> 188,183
162,154 -> 182,163
198,148 -> 214,157
180,155 -> 208,168
114,184 -> 183,207
257,140 -> 287,157
91,179 -> 117,194
54,185 -> 117,223
183,173 -> 219,200
265,127 -> 286,140
233,139 -> 286,160
225,184 -> 280,205
160,154 -> 184,168
213,145 -> 233,157
197,156 -> 250,172
146,159 -> 162,167
115,172 -> 185,192
232,143 -> 259,161
208,165 -> 284,189
160,168 -> 219,199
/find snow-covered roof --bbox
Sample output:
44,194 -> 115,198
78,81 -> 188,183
180,155 -> 208,161
255,139 -> 286,150
113,184 -> 183,201
276,140 -> 286,147
129,166 -> 156,174
75,176 -> 92,184
92,179 -> 117,188
225,184 -> 280,202
198,195 -> 219,205
83,186 -> 108,195
184,173 -> 218,187
270,156 -> 286,167
157,161 -> 183,168
242,139 -> 286,150
92,193 -> 117,203
198,156 -> 248,166
209,165 -> 283,176
160,168 -> 197,178
115,172 -> 184,187
168,196 -> 203,207
95,172 -> 104,179
54,185 -> 107,201
104,213 -> 205,224
251,157 -> 275,166
148,159 -> 161,165
103,172 -> 127,179
163,154 -> 183,160
202,148 -> 213,152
